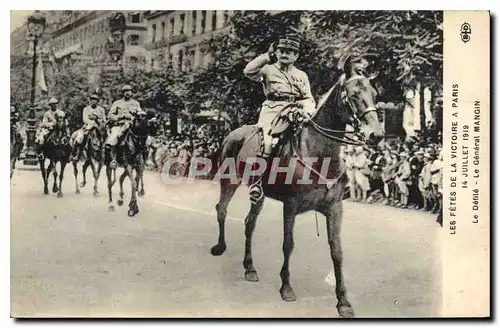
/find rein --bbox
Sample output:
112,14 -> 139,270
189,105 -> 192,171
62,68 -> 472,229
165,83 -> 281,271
306,76 -> 370,147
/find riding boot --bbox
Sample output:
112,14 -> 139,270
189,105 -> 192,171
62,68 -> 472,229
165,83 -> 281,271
105,145 -> 118,169
70,145 -> 80,161
248,137 -> 279,204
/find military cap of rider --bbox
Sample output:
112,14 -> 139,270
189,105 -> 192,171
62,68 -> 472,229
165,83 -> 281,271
48,97 -> 58,105
277,34 -> 301,52
90,94 -> 99,99
122,84 -> 133,92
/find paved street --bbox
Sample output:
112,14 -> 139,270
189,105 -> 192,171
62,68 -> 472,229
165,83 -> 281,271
11,164 -> 441,318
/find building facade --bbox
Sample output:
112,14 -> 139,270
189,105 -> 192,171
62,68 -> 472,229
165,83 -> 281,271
143,10 -> 235,72
49,10 -> 148,73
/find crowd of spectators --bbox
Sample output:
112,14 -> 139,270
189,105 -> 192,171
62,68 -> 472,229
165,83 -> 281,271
340,135 -> 443,222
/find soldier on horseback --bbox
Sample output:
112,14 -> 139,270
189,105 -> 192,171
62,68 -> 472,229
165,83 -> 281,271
104,84 -> 145,169
36,97 -> 70,158
70,93 -> 107,161
243,33 -> 316,201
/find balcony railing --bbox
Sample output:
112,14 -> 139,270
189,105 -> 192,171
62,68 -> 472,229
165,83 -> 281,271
145,33 -> 187,50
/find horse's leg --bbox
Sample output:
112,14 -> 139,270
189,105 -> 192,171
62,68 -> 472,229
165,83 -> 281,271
138,171 -> 145,197
94,160 -> 104,196
80,160 -> 90,188
73,160 -> 80,194
117,169 -> 128,206
126,164 -> 139,216
40,158 -> 49,195
279,200 -> 297,302
211,180 -> 240,256
57,161 -> 66,198
51,162 -> 59,193
89,159 -> 99,197
106,166 -> 115,211
243,197 -> 265,282
325,200 -> 355,318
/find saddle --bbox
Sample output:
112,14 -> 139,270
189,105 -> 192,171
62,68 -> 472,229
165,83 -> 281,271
238,105 -> 305,163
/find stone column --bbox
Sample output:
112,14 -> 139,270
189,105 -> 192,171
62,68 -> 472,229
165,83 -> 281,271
205,11 -> 213,32
196,10 -> 202,35
216,10 -> 225,29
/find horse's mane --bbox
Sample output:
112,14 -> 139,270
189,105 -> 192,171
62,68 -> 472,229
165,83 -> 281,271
311,76 -> 347,131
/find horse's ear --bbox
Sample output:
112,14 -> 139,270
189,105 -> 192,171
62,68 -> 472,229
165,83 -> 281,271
341,55 -> 354,79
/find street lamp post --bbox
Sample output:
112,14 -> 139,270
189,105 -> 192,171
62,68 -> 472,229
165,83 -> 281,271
23,11 -> 46,166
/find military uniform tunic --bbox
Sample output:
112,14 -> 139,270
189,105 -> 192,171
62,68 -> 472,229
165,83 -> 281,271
105,98 -> 143,146
243,53 -> 316,150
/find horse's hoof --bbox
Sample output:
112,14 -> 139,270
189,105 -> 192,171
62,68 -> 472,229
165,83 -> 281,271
44,189 -> 49,195
108,205 -> 115,212
75,189 -> 81,194
210,244 -> 226,256
80,182 -> 86,188
52,187 -> 59,193
117,200 -> 124,206
337,305 -> 355,318
279,285 -> 296,302
127,208 -> 137,217
244,270 -> 259,282
138,190 -> 145,197
93,191 -> 99,197
57,192 -> 63,198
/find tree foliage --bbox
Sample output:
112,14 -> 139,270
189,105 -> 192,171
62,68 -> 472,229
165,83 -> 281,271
187,10 -> 443,128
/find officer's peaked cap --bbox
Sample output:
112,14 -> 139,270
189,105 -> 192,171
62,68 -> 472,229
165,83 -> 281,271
48,97 -> 58,104
122,84 -> 133,91
277,34 -> 301,52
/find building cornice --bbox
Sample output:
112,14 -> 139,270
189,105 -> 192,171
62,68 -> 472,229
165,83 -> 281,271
143,10 -> 173,20
50,11 -> 99,39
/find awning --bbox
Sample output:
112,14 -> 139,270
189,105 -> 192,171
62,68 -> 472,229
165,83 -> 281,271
54,43 -> 82,59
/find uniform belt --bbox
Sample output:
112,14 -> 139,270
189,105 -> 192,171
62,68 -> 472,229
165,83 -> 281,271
266,95 -> 303,102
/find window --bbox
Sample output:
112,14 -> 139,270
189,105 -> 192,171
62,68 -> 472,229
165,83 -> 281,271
168,17 -> 174,37
128,34 -> 140,45
201,11 -> 206,33
161,22 -> 165,39
192,11 -> 197,35
189,49 -> 196,69
179,13 -> 186,35
152,24 -> 157,42
129,12 -> 141,23
211,11 -> 217,31
130,56 -> 138,63
223,10 -> 229,25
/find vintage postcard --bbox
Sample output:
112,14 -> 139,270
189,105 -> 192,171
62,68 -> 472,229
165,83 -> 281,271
10,10 -> 490,318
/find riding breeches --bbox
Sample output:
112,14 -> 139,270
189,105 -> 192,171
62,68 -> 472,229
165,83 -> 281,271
257,103 -> 285,155
105,122 -> 130,147
73,124 -> 98,145
35,128 -> 52,144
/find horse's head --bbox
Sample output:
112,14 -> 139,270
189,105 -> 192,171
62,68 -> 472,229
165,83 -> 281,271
337,56 -> 385,147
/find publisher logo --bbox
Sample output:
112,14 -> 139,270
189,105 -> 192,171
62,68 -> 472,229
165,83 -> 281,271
460,22 -> 472,43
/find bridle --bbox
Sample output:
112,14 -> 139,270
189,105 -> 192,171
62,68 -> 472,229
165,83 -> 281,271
307,75 -> 378,146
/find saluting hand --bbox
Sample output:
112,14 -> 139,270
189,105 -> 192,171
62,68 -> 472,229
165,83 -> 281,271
267,42 -> 277,63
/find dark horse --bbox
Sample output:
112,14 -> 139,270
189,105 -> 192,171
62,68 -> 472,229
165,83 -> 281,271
211,57 -> 385,318
105,112 -> 151,216
71,124 -> 105,196
38,115 -> 71,197
10,125 -> 23,179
